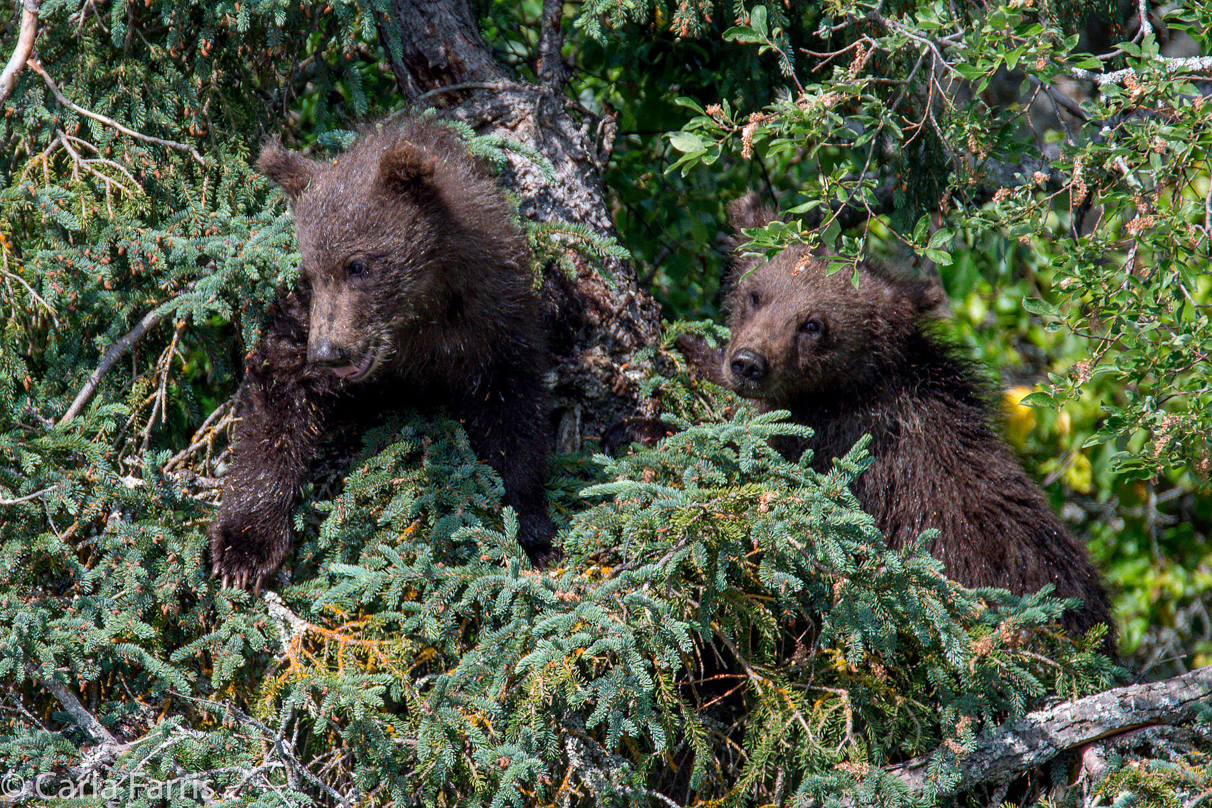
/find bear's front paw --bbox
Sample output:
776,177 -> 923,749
208,515 -> 292,594
674,333 -> 726,386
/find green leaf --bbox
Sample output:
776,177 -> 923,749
751,6 -> 768,37
1022,297 -> 1061,318
674,96 -> 706,114
1019,391 -> 1058,408
668,132 -> 709,154
923,248 -> 954,266
722,26 -> 764,44
1005,45 -> 1026,71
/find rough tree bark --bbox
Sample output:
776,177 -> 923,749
883,665 -> 1212,800
378,0 -> 663,452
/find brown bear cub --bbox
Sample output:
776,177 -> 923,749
690,193 -> 1115,647
209,119 -> 556,591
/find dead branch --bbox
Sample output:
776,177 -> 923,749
25,59 -> 205,165
1072,54 -> 1212,86
59,284 -> 194,426
163,400 -> 235,472
886,665 -> 1212,797
0,486 -> 56,505
0,0 -> 39,106
24,663 -> 116,746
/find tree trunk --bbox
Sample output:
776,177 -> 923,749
379,0 -> 663,452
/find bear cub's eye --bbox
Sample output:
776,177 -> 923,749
800,318 -> 823,336
347,260 -> 368,278
748,290 -> 761,307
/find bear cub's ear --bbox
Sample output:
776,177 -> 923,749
722,191 -> 779,281
256,139 -> 319,200
905,277 -> 944,312
727,191 -> 778,233
379,141 -> 437,197
878,269 -> 945,318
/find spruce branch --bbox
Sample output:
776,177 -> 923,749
51,128 -> 144,201
1,256 -> 60,329
0,0 -> 39,106
25,59 -> 206,165
884,665 -> 1212,798
170,692 -> 354,808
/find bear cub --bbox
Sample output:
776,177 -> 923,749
688,193 -> 1115,647
210,119 -> 556,590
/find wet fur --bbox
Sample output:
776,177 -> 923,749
210,120 -> 555,590
690,193 -> 1115,646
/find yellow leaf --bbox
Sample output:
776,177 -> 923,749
1003,385 -> 1037,446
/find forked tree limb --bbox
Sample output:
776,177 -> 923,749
886,665 -> 1212,797
0,0 -> 40,106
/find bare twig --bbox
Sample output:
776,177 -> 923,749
0,262 -> 59,328
25,59 -> 205,164
57,130 -> 143,194
1204,157 -> 1212,242
1134,0 -> 1153,44
411,80 -> 528,105
170,692 -> 353,808
163,400 -> 235,472
869,10 -> 965,82
1028,76 -> 1089,124
0,486 -> 56,505
69,0 -> 108,33
0,0 -> 40,106
139,320 -> 185,452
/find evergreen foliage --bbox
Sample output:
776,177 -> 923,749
0,392 -> 1120,805
0,0 -> 1207,805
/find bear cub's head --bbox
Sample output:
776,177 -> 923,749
721,193 -> 943,406
257,123 -> 527,383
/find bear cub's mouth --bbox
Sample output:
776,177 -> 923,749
729,379 -> 767,399
332,345 -> 378,382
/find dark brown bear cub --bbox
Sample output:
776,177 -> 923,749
210,119 -> 555,590
695,193 -> 1114,647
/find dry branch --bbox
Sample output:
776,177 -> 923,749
0,0 -> 39,106
24,663 -> 116,746
1071,54 -> 1212,86
26,59 -> 205,164
58,284 -> 195,425
887,665 -> 1212,797
0,486 -> 56,505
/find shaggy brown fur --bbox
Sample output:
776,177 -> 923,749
688,193 -> 1115,646
210,119 -> 555,590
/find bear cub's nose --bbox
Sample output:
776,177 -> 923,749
307,340 -> 353,367
730,348 -> 768,382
